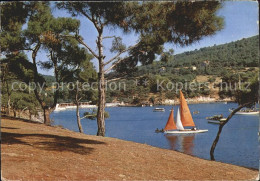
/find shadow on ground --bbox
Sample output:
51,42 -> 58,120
1,126 -> 20,130
2,131 -> 105,155
1,115 -> 43,124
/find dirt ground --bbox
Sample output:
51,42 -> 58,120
1,117 -> 258,180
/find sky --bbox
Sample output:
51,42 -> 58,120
35,1 -> 259,75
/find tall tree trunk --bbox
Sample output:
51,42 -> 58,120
5,80 -> 11,116
18,110 -> 21,118
29,110 -> 32,120
7,95 -> 11,116
30,42 -> 59,126
13,110 -> 16,117
31,42 -> 52,125
75,87 -> 83,133
43,108 -> 51,125
2,68 -> 11,116
97,71 -> 106,136
96,28 -> 106,136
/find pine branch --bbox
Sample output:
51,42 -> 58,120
80,114 -> 93,120
76,37 -> 99,59
106,76 -> 127,82
69,2 -> 93,23
60,34 -> 99,59
103,36 -> 116,39
104,58 -> 125,73
104,43 -> 138,67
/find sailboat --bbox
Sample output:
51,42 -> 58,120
164,91 -> 208,134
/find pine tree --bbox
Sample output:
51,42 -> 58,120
57,1 -> 223,136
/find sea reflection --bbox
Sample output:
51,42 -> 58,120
165,134 -> 195,155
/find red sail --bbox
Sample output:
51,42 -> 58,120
180,90 -> 195,127
164,109 -> 177,130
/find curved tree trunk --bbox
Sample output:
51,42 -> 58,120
210,124 -> 224,161
75,87 -> 83,133
96,28 -> 106,137
210,102 -> 253,160
20,107 -> 27,118
76,104 -> 83,133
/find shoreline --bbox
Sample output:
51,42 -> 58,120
2,100 -> 235,123
54,98 -> 235,110
55,100 -> 235,110
116,100 -> 234,107
1,117 -> 258,180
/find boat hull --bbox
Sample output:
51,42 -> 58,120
54,108 -> 66,112
229,109 -> 259,115
236,111 -> 259,115
153,108 -> 165,112
208,120 -> 221,124
208,118 -> 227,124
164,129 -> 208,134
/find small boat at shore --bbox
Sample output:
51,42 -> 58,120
193,111 -> 199,115
208,120 -> 221,124
206,114 -> 223,120
208,118 -> 227,124
153,108 -> 165,112
54,104 -> 66,112
164,91 -> 208,134
229,108 -> 259,115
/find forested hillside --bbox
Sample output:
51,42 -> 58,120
105,35 -> 259,104
136,35 -> 258,76
172,35 -> 258,67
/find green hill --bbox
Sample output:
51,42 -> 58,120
105,35 -> 259,104
136,35 -> 258,76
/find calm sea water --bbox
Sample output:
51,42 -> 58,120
51,103 -> 259,169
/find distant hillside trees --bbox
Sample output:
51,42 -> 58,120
134,35 -> 259,78
106,35 -> 258,104
1,54 -> 40,119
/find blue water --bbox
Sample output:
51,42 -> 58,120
51,103 -> 259,169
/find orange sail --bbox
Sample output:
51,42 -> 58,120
179,90 -> 195,127
164,109 -> 177,130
